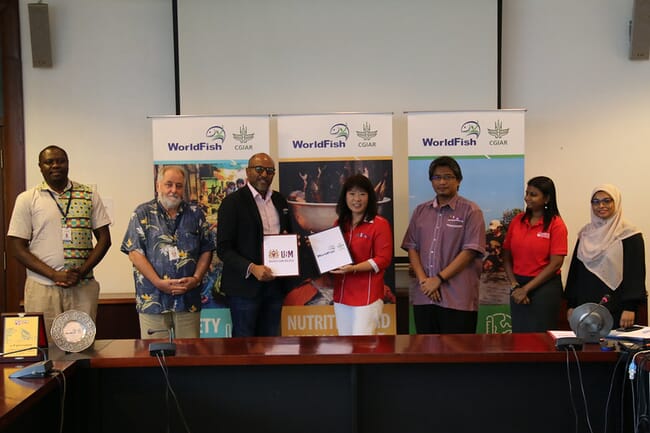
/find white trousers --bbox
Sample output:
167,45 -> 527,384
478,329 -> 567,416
334,299 -> 383,336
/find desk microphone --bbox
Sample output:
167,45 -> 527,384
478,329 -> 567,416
570,294 -> 613,344
147,313 -> 176,356
2,346 -> 53,379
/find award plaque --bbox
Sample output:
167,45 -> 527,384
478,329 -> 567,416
1,313 -> 48,362
263,234 -> 300,277
308,226 -> 353,274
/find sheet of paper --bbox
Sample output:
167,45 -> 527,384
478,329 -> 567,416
308,226 -> 353,274
263,234 -> 299,277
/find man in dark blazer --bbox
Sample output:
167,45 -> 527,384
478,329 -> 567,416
217,153 -> 293,337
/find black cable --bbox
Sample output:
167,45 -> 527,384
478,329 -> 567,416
565,346 -> 580,433
570,346 -> 595,433
155,352 -> 191,433
51,368 -> 67,433
604,351 -> 627,433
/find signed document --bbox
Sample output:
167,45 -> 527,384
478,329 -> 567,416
263,234 -> 300,276
308,226 -> 353,274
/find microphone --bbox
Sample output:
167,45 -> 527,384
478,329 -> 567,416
147,313 -> 176,356
3,346 -> 53,379
569,295 -> 614,344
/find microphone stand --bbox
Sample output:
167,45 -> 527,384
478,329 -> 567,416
148,313 -> 177,356
3,346 -> 53,378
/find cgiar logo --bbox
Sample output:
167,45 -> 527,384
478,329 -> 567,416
487,120 -> 509,139
460,121 -> 480,138
329,123 -> 350,141
356,122 -> 378,140
232,124 -> 255,144
206,125 -> 226,145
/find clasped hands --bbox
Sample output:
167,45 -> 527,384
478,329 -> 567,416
52,267 -> 83,288
419,276 -> 442,303
510,287 -> 530,304
159,276 -> 200,296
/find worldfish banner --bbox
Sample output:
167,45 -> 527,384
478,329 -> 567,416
152,115 -> 270,163
151,115 -> 271,337
276,113 -> 396,336
406,110 -> 525,334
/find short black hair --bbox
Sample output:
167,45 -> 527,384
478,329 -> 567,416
38,145 -> 68,163
428,156 -> 463,181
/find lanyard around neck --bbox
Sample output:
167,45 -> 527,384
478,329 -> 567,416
47,189 -> 72,220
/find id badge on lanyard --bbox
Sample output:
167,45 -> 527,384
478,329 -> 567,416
62,226 -> 72,242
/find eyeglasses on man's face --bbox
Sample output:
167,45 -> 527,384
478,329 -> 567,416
248,166 -> 276,175
430,174 -> 456,182
590,197 -> 614,206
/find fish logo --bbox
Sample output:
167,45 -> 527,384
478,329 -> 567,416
329,123 -> 350,141
460,121 -> 480,138
206,125 -> 226,144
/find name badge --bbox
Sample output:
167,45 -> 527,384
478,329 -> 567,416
537,232 -> 550,239
62,227 -> 72,242
168,246 -> 180,261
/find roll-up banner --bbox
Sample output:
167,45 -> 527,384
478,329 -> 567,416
151,115 -> 271,337
277,113 -> 396,335
406,110 -> 525,333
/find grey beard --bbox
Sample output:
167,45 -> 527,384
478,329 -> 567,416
158,194 -> 181,211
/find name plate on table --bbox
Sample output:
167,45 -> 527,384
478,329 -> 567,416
308,226 -> 353,274
263,234 -> 300,276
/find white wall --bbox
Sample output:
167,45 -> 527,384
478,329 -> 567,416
19,0 -> 175,294
177,0 -> 499,259
502,0 -> 650,307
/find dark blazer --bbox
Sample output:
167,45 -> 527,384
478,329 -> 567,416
217,186 -> 293,298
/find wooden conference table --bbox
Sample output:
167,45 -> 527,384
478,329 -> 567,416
1,333 -> 629,433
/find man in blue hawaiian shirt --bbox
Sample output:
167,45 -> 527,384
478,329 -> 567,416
121,166 -> 214,338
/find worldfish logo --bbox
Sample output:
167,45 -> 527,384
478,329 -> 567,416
329,123 -> 349,141
460,121 -> 480,138
206,125 -> 226,144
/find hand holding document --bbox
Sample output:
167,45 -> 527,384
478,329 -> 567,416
308,226 -> 353,274
263,234 -> 299,277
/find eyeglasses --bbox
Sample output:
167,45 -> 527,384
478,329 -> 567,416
248,166 -> 276,175
591,197 -> 614,206
430,174 -> 456,182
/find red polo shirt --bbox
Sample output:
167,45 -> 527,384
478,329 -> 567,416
503,213 -> 568,277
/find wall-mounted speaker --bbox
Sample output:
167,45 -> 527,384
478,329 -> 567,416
28,3 -> 52,68
630,0 -> 650,60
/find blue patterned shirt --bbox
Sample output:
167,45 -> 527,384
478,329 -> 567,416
121,199 -> 215,314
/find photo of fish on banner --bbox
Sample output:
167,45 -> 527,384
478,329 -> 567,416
279,159 -> 395,306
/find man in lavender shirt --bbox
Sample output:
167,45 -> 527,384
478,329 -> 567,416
401,156 -> 486,334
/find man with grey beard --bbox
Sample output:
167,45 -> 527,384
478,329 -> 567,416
121,165 -> 214,339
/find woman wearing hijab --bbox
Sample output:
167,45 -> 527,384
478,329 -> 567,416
565,184 -> 646,329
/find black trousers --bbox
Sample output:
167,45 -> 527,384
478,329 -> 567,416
413,304 -> 478,334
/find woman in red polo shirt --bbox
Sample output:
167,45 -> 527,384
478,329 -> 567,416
503,176 -> 568,332
330,174 -> 393,335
